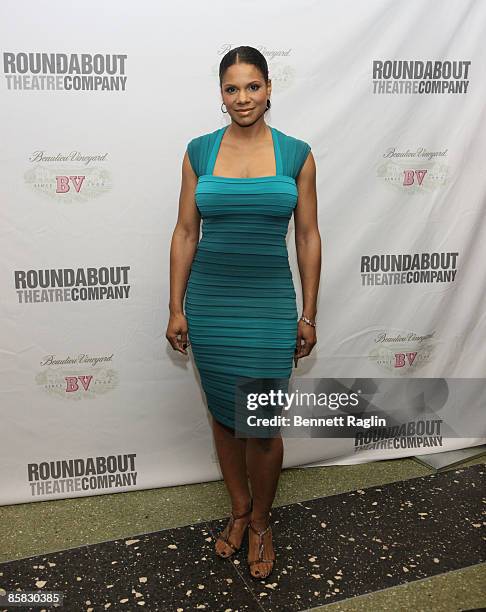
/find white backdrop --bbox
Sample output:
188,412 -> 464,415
1,0 -> 485,505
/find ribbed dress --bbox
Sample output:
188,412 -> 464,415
185,125 -> 311,430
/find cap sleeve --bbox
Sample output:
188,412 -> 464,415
293,139 -> 311,179
186,136 -> 202,178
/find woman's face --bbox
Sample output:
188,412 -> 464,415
220,62 -> 271,126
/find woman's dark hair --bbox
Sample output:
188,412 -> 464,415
219,46 -> 269,86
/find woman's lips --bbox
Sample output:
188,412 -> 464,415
236,108 -> 254,113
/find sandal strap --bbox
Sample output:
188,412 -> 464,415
217,519 -> 241,553
249,558 -> 275,566
216,499 -> 253,553
248,521 -> 271,537
218,534 -> 238,553
248,521 -> 275,563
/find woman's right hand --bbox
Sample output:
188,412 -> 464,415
166,313 -> 190,355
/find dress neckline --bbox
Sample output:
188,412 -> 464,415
205,124 -> 283,179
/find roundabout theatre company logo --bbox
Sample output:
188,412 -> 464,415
2,52 -> 128,91
372,59 -> 471,94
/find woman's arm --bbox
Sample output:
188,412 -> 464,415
166,150 -> 201,354
295,151 -> 321,319
293,151 -> 321,361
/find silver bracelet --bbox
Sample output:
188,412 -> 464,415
300,314 -> 316,327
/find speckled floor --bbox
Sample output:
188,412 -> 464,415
0,462 -> 484,611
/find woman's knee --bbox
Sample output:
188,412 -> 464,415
250,436 -> 281,452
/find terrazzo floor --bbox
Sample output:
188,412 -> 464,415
0,463 -> 484,611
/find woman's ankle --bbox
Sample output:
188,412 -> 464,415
232,497 -> 252,517
250,513 -> 271,530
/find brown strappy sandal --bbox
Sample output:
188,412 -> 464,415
215,498 -> 253,558
247,518 -> 275,579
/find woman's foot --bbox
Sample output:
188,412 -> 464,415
247,514 -> 275,579
215,499 -> 252,558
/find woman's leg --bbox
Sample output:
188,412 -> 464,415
246,435 -> 283,577
211,416 -> 252,555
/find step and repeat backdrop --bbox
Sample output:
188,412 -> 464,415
1,0 -> 485,505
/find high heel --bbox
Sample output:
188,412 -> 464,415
215,498 -> 253,558
247,518 -> 275,579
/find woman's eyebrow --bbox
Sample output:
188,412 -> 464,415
223,80 -> 262,87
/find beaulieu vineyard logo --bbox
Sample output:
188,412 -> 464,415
36,353 -> 119,400
372,60 -> 471,94
25,150 -> 112,202
377,146 -> 450,193
3,52 -> 128,91
368,329 -> 436,374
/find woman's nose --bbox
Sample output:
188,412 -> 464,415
237,92 -> 250,104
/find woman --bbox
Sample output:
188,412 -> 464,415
166,46 -> 321,580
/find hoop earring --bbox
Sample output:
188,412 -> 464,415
221,102 -> 228,114
266,98 -> 271,110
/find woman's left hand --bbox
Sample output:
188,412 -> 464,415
294,319 -> 317,367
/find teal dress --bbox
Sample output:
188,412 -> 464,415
185,125 -> 311,430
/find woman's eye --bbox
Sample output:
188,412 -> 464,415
225,85 -> 260,93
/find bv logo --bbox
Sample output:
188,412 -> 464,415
403,169 -> 427,186
36,364 -> 118,399
368,329 -> 436,375
65,375 -> 93,392
56,175 -> 86,193
394,352 -> 417,368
